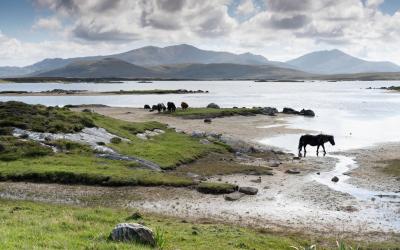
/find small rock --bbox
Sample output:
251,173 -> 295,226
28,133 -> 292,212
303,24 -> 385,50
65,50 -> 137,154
224,192 -> 245,201
331,176 -> 339,182
316,172 -> 320,175
199,139 -> 211,144
238,187 -> 258,195
285,169 -> 300,174
250,177 -> 262,183
293,156 -> 301,160
282,107 -> 299,115
269,162 -> 280,168
136,133 -> 148,140
342,205 -> 358,212
207,103 -> 220,109
299,109 -> 315,117
204,118 -> 212,123
109,223 -> 155,246
191,131 -> 206,138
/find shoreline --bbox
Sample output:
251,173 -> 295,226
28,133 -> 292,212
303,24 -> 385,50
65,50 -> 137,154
0,89 -> 208,96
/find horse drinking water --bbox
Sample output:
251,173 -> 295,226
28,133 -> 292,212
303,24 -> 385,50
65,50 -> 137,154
298,134 -> 335,157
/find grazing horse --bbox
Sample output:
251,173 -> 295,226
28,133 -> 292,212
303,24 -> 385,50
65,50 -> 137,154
181,102 -> 189,110
298,134 -> 335,157
167,102 -> 176,112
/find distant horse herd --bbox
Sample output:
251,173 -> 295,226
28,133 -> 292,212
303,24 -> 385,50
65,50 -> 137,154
144,101 -> 189,113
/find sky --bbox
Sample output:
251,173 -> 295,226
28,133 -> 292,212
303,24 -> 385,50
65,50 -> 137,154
0,0 -> 400,66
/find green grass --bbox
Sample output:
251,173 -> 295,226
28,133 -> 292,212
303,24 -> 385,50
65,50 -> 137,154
0,136 -> 53,161
0,199 -> 311,250
0,101 -> 94,133
0,135 -> 192,187
381,159 -> 400,177
0,150 -> 192,187
176,153 -> 273,176
196,182 -> 237,194
1,199 -> 396,249
87,112 -> 226,169
167,107 -> 264,119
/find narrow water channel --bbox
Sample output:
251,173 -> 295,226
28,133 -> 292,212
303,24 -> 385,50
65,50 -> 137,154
310,154 -> 400,202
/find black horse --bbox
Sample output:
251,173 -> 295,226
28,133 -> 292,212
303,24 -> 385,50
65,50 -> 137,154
167,102 -> 176,112
298,134 -> 335,157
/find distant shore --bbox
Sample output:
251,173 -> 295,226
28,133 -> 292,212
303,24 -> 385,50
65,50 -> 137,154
0,89 -> 208,96
2,72 -> 400,84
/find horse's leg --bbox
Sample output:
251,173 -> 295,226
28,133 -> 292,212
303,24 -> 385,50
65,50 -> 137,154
303,145 -> 307,157
322,144 -> 326,156
316,145 -> 320,156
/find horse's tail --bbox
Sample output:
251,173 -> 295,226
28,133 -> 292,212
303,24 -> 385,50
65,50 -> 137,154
298,136 -> 303,150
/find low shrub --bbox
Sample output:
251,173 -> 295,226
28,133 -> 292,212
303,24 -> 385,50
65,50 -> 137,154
110,137 -> 122,144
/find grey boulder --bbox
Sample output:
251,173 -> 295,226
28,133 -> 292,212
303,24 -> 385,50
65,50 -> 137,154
207,103 -> 220,109
300,109 -> 315,117
238,186 -> 259,195
109,223 -> 156,246
224,192 -> 245,201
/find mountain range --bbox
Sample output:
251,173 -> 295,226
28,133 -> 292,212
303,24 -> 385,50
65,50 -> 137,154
1,44 -> 399,79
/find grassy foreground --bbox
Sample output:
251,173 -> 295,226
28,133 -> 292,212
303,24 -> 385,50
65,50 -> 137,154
0,199 -> 396,250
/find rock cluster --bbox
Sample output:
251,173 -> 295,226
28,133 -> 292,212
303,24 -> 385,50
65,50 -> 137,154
282,107 -> 315,117
136,129 -> 165,140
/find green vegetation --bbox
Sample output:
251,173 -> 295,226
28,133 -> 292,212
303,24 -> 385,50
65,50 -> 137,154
0,142 -> 192,187
88,112 -> 226,169
167,107 -> 265,119
197,182 -> 237,194
176,153 -> 273,176
0,199 -> 308,250
0,101 -> 94,133
1,199 -> 395,249
380,86 -> 400,91
0,136 -> 53,161
381,159 -> 400,177
0,101 -> 227,186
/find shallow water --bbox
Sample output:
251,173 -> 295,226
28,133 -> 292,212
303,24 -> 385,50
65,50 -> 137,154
310,155 -> 399,202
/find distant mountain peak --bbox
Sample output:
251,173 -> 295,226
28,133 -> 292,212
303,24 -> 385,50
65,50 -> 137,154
287,49 -> 400,74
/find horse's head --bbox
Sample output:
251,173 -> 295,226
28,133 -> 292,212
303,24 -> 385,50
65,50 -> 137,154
328,135 -> 335,146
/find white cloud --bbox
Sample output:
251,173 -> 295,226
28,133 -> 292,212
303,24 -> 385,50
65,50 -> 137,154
236,0 -> 256,16
32,17 -> 62,30
2,0 -> 400,66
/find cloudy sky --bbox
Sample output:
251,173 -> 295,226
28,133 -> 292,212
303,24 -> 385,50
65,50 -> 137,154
1,0 -> 400,66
